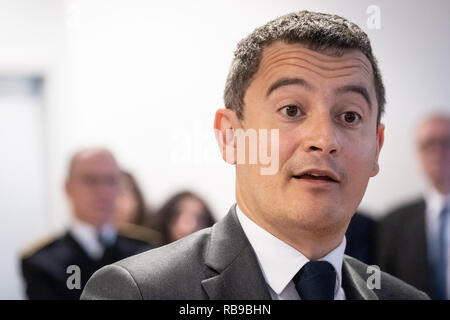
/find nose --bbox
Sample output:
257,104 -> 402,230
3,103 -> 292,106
94,177 -> 119,197
301,113 -> 339,155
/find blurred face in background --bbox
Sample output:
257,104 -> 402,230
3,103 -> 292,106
65,149 -> 121,229
169,196 -> 210,242
417,115 -> 450,195
115,173 -> 139,224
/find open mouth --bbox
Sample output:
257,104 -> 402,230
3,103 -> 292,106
293,173 -> 338,183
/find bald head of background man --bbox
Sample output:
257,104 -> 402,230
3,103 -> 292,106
65,148 -> 121,229
416,113 -> 450,195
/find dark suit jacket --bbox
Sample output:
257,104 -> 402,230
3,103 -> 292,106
345,212 -> 376,265
21,231 -> 151,299
376,198 -> 432,296
82,205 -> 428,300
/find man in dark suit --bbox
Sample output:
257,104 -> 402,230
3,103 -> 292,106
82,11 -> 428,300
21,148 -> 152,299
377,114 -> 450,299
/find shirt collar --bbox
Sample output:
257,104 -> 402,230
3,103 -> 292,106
69,218 -> 117,259
425,188 -> 450,221
235,204 -> 346,296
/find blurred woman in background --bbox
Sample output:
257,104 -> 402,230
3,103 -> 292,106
115,170 -> 162,245
156,191 -> 215,244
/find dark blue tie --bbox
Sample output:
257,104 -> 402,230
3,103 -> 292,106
436,204 -> 449,299
97,232 -> 111,248
293,261 -> 336,300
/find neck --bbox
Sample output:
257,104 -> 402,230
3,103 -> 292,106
236,197 -> 346,261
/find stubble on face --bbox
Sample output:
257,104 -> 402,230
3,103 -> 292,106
235,42 -> 382,250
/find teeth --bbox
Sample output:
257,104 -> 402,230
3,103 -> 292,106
303,173 -> 334,181
294,172 -> 336,181
308,173 -> 324,177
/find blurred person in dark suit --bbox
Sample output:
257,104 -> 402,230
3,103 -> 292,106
115,170 -> 163,245
21,148 -> 153,299
156,191 -> 215,244
345,211 -> 376,265
82,11 -> 428,300
377,113 -> 450,299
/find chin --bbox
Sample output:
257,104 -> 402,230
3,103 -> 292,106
282,204 -> 346,233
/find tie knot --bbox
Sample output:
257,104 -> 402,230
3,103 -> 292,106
97,232 -> 109,248
293,261 -> 336,300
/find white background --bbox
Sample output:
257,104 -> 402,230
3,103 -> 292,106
0,0 -> 449,298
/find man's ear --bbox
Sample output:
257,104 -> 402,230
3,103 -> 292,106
214,108 -> 240,164
371,123 -> 385,177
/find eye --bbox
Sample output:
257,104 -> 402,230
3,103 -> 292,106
338,111 -> 362,125
279,105 -> 303,118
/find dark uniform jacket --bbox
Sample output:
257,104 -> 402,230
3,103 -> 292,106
21,230 -> 152,299
345,212 -> 376,265
376,198 -> 433,296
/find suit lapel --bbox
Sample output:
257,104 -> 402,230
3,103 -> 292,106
201,205 -> 271,300
342,257 -> 378,300
201,205 -> 383,300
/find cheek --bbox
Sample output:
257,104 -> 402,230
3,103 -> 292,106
343,141 -> 378,186
74,188 -> 92,205
277,131 -> 298,168
119,196 -> 133,211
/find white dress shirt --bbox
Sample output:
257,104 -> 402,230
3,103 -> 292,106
235,204 -> 346,300
424,189 -> 450,298
69,218 -> 117,260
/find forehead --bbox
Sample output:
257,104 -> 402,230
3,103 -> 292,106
72,152 -> 119,176
180,196 -> 202,208
418,117 -> 450,140
252,41 -> 374,91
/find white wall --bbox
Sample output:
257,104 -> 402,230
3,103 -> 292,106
0,0 -> 66,299
0,78 -> 47,299
52,0 -> 449,221
0,0 -> 449,298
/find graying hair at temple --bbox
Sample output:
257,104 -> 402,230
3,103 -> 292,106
223,10 -> 386,124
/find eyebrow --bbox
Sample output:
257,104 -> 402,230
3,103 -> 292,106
266,77 -> 313,97
335,85 -> 372,110
266,77 -> 372,110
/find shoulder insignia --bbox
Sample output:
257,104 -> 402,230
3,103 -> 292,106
20,233 -> 60,260
118,222 -> 163,245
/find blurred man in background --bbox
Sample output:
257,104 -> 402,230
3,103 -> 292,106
377,113 -> 450,299
21,147 -> 152,299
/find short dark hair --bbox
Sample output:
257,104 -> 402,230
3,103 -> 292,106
224,11 -> 385,124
